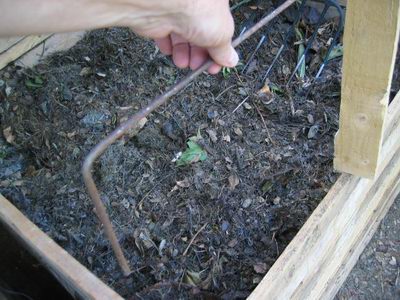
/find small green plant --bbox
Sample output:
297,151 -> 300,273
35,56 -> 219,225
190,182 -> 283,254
269,82 -> 284,95
295,27 -> 306,79
25,75 -> 44,89
0,150 -> 7,160
176,138 -> 207,167
222,66 -> 232,79
327,44 -> 343,61
221,61 -> 244,79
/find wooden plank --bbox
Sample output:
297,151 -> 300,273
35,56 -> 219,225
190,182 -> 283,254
249,91 -> 400,299
334,0 -> 400,178
0,194 -> 123,300
0,37 -> 24,53
16,32 -> 85,68
0,35 -> 51,70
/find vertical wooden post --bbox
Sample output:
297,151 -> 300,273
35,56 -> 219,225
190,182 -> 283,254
334,0 -> 400,178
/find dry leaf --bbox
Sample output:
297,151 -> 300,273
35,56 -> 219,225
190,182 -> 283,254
3,127 -> 15,144
223,134 -> 231,142
234,127 -> 243,136
253,262 -> 268,274
258,83 -> 271,95
67,131 -> 77,139
225,157 -> 233,164
79,67 -> 92,76
228,174 -> 239,190
134,228 -> 155,253
206,129 -> 218,143
176,178 -> 190,188
228,238 -> 238,248
243,103 -> 252,110
184,270 -> 202,286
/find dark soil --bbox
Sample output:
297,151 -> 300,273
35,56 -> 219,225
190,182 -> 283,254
0,3 -> 344,299
0,223 -> 72,300
336,196 -> 400,300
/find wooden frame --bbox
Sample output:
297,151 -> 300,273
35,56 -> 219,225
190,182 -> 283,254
1,1 -> 400,299
334,0 -> 400,178
249,91 -> 400,299
0,32 -> 84,70
2,93 -> 399,299
0,35 -> 51,69
0,195 -> 123,300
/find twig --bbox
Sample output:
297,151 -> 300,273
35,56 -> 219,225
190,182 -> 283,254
183,223 -> 208,256
231,0 -> 252,11
272,232 -> 280,257
137,173 -> 172,209
215,85 -> 235,101
253,101 -> 276,145
232,96 -> 250,114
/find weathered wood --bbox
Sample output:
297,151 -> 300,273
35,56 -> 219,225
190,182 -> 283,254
0,35 -> 51,70
0,32 -> 84,70
0,36 -> 24,53
249,91 -> 400,299
334,0 -> 400,178
0,194 -> 123,300
16,32 -> 85,68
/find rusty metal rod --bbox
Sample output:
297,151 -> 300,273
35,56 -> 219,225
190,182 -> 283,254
82,0 -> 296,276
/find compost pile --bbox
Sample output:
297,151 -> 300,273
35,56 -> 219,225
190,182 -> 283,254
0,2 -> 343,299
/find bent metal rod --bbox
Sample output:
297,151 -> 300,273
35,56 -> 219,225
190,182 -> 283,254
82,0 -> 296,276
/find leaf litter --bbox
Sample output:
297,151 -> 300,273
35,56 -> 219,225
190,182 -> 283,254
0,3 -> 345,298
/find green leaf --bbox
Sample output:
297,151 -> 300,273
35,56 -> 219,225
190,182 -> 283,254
222,67 -> 232,79
176,140 -> 207,167
184,270 -> 202,286
261,180 -> 273,194
269,82 -> 284,95
327,44 -> 343,61
295,28 -> 306,79
0,150 -> 7,159
188,129 -> 202,143
25,75 -> 44,89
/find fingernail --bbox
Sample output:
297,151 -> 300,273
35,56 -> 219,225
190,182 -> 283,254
229,48 -> 239,67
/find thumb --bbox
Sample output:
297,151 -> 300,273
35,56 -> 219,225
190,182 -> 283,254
208,43 -> 239,68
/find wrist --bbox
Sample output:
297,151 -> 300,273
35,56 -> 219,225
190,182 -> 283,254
96,0 -> 191,36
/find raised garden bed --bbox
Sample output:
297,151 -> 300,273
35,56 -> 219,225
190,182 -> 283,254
0,1 -> 399,299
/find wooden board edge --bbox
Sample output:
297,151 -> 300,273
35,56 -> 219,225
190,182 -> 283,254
15,32 -> 85,69
333,0 -> 400,178
0,194 -> 123,300
0,37 -> 25,54
322,176 -> 400,299
249,91 -> 400,299
0,35 -> 51,70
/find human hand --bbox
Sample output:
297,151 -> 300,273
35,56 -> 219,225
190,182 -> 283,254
128,0 -> 239,74
154,1 -> 238,74
0,0 -> 238,74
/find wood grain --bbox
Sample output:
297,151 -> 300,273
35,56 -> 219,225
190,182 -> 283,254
249,91 -> 400,299
16,32 -> 85,68
0,194 -> 123,300
0,37 -> 24,53
334,0 -> 400,178
0,35 -> 50,70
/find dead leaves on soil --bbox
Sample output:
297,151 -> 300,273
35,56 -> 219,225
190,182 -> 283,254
3,127 -> 15,144
228,174 -> 240,191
